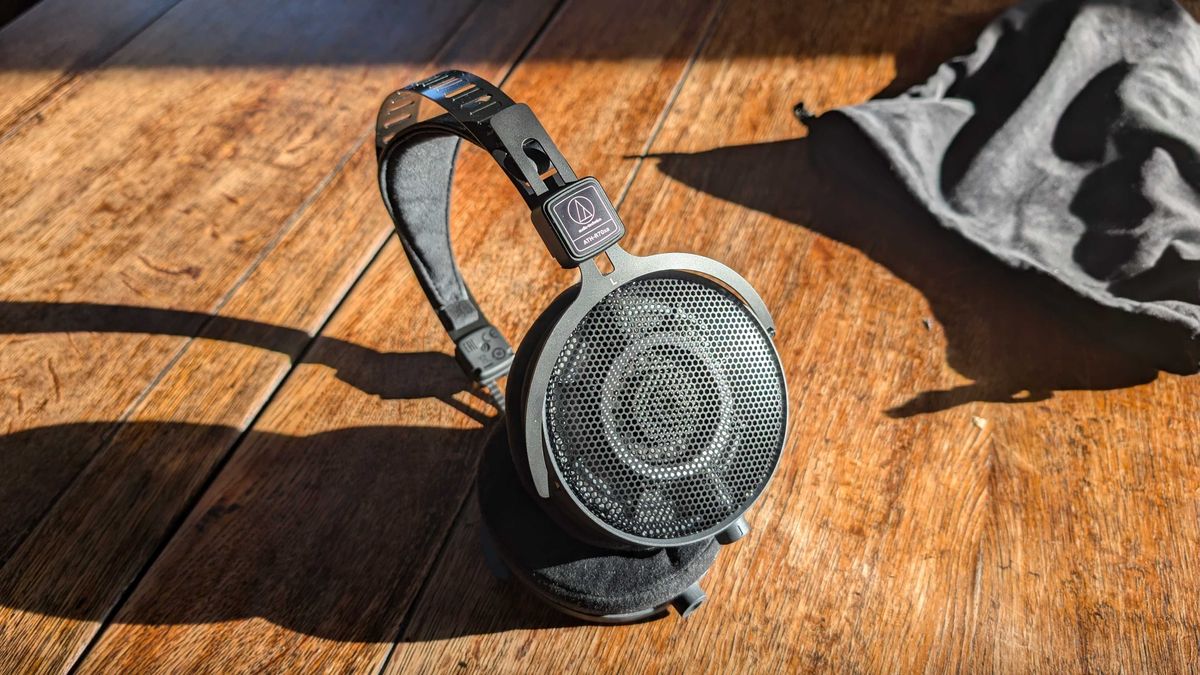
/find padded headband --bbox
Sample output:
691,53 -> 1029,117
375,71 -> 626,405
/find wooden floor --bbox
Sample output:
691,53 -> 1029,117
1,0 -> 1198,672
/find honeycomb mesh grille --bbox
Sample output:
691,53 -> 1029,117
545,273 -> 786,541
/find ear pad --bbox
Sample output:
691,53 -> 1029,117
478,422 -> 719,622
504,284 -> 579,496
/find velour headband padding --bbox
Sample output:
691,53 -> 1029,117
380,132 -> 481,333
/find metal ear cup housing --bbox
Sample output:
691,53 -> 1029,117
504,284 -> 577,499
519,244 -> 788,550
375,69 -> 790,617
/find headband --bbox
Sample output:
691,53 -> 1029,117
375,70 -> 627,407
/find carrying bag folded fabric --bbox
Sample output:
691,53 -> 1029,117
807,0 -> 1200,372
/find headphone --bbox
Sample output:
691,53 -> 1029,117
376,71 -> 789,622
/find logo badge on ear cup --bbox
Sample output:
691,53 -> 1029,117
540,177 -> 624,262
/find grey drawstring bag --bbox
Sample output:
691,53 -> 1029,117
806,0 -> 1200,372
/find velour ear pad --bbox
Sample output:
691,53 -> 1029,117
504,284 -> 578,496
478,422 -> 719,621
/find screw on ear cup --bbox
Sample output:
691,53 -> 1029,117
478,422 -> 718,622
505,284 -> 579,498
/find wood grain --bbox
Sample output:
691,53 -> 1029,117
0,0 -> 488,561
3,0 -> 1199,672
0,0 -> 557,671
70,0 -> 723,672
386,0 -> 1200,673
0,0 -> 183,132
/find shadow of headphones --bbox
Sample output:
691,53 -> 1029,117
376,70 -> 789,622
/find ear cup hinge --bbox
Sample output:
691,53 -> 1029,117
452,321 -> 514,410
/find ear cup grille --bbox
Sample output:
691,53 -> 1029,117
544,273 -> 786,542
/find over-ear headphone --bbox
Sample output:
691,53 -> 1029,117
375,71 -> 789,621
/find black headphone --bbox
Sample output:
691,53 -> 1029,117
376,71 -> 789,622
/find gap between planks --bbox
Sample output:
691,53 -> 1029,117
375,0 -> 730,665
60,1 -> 567,672
0,0 -> 189,142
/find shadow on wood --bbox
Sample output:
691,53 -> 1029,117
0,418 -> 575,641
0,305 -> 583,641
0,301 -> 489,419
0,0 -> 1002,70
648,136 -> 1162,416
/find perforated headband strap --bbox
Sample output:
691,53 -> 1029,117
375,70 -> 625,405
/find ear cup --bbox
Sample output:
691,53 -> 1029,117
529,271 -> 787,549
478,422 -> 718,622
505,284 -> 579,497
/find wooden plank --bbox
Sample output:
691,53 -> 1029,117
0,0 -> 488,562
0,0 -> 183,132
71,0 -> 725,671
0,1 -> 562,672
385,0 -> 1200,672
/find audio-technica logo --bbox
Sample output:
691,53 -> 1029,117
566,195 -> 596,225
547,179 -> 624,258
